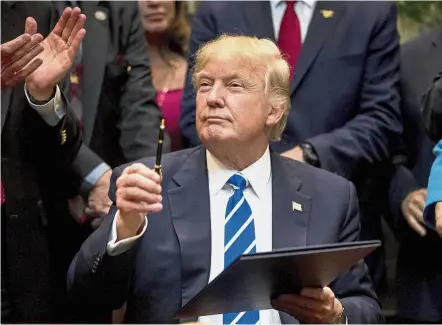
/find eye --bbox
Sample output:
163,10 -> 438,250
229,81 -> 244,88
198,80 -> 211,88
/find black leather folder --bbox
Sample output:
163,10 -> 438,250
177,240 -> 381,318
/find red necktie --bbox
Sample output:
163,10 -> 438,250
277,1 -> 302,79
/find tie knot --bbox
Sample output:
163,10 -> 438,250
285,0 -> 297,9
227,173 -> 248,191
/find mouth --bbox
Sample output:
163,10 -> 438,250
146,12 -> 165,20
205,116 -> 227,123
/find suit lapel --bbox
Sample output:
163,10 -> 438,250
80,1 -> 109,144
291,1 -> 345,95
167,147 -> 212,318
271,153 -> 311,324
242,1 -> 275,40
271,152 -> 310,249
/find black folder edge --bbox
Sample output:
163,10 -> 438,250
177,240 -> 381,318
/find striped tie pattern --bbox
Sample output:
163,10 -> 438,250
223,173 -> 259,324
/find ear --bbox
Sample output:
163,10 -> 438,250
265,101 -> 285,129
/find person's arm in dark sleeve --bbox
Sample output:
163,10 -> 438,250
67,166 -> 140,310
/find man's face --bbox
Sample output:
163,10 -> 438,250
195,58 -> 272,146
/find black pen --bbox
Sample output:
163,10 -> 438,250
154,118 -> 165,177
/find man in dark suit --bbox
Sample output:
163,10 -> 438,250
1,2 -> 85,322
387,26 -> 442,323
68,35 -> 382,324
179,1 -> 401,290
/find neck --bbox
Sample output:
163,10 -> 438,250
145,32 -> 176,65
207,141 -> 268,171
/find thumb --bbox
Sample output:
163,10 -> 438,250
25,17 -> 38,35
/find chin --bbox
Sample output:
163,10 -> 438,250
199,126 -> 234,145
146,23 -> 168,34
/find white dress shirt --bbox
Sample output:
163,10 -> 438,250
270,0 -> 317,43
199,147 -> 279,324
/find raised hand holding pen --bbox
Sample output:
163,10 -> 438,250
115,163 -> 163,241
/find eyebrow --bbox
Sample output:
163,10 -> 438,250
196,70 -> 251,82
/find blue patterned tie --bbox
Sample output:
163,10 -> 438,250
223,173 -> 259,324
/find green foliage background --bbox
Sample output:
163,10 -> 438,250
397,1 -> 442,42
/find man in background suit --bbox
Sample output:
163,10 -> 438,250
1,3 -> 85,322
68,35 -> 382,324
179,0 -> 401,290
387,26 -> 442,323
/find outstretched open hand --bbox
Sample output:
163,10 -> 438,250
0,29 -> 44,89
26,7 -> 86,101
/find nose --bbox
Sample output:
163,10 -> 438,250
145,0 -> 160,8
206,85 -> 225,109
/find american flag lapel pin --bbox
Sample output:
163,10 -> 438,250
292,201 -> 303,212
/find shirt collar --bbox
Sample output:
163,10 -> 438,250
206,147 -> 272,199
270,0 -> 317,9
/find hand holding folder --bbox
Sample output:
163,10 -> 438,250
177,240 -> 380,320
271,287 -> 343,324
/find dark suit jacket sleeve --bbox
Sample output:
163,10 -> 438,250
330,182 -> 384,323
307,3 -> 402,179
67,166 -> 139,310
422,72 -> 442,142
28,92 -> 82,173
117,3 -> 170,160
180,2 -> 216,148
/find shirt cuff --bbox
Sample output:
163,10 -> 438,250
83,162 -> 111,188
107,211 -> 148,256
24,84 -> 66,126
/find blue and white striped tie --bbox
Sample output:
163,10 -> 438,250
223,173 -> 259,324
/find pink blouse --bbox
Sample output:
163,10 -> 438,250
156,89 -> 183,151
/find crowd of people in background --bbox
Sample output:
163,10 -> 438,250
1,0 -> 441,324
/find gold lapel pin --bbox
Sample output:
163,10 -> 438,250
61,129 -> 67,145
321,9 -> 335,19
70,74 -> 79,84
94,10 -> 107,21
292,201 -> 303,212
